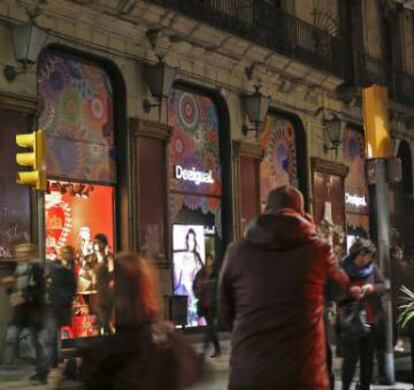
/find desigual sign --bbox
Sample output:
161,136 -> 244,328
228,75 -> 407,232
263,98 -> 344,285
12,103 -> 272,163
345,193 -> 367,208
174,165 -> 214,186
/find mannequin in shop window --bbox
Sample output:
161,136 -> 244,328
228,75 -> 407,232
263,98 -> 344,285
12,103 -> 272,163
94,234 -> 115,335
174,229 -> 204,326
77,227 -> 97,295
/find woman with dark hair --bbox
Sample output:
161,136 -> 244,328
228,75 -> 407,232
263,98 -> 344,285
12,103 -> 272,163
185,229 -> 203,267
193,253 -> 221,358
82,253 -> 181,390
339,239 -> 384,390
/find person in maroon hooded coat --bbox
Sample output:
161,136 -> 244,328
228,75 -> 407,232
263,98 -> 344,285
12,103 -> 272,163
218,186 -> 349,390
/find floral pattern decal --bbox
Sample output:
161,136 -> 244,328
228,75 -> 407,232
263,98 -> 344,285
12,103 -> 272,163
168,89 -> 222,236
38,53 -> 115,183
260,115 -> 298,207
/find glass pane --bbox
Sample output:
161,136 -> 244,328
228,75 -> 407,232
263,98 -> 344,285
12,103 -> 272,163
343,128 -> 369,215
0,109 -> 31,258
168,89 -> 222,196
45,180 -> 115,338
39,53 -> 116,183
170,193 -> 221,327
260,115 -> 298,207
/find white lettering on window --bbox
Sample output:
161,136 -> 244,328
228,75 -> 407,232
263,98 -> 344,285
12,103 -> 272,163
345,193 -> 368,208
174,165 -> 214,186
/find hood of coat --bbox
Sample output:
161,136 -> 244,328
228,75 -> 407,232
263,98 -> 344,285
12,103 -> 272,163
246,208 -> 318,251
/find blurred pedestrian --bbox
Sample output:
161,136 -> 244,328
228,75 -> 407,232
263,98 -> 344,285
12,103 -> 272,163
193,253 -> 221,358
338,239 -> 384,390
44,245 -> 77,369
82,252 -> 183,390
218,186 -> 349,390
94,233 -> 115,335
1,243 -> 48,383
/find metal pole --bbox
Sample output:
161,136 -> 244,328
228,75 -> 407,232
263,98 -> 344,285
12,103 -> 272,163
375,158 -> 395,384
37,190 -> 45,262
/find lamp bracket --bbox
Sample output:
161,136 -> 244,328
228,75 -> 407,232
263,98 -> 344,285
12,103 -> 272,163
3,65 -> 27,82
143,98 -> 162,114
242,124 -> 260,138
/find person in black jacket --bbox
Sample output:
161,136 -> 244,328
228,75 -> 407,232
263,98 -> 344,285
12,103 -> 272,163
1,243 -> 47,383
193,253 -> 221,358
339,239 -> 384,390
44,245 -> 77,369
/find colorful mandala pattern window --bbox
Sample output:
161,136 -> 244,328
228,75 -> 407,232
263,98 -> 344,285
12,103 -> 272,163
168,88 -> 222,233
168,88 -> 223,327
38,52 -> 115,184
343,127 -> 369,239
259,115 -> 298,208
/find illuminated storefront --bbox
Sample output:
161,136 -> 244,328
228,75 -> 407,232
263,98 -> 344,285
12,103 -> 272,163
168,87 -> 225,327
343,127 -> 370,249
38,50 -> 116,338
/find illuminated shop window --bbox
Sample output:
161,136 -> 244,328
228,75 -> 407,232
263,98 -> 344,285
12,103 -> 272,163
39,51 -> 116,338
168,88 -> 222,327
45,181 -> 115,338
259,115 -> 298,210
343,127 -> 369,249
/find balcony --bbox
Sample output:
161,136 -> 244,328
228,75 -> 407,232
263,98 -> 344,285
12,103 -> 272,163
353,51 -> 414,106
147,0 -> 345,79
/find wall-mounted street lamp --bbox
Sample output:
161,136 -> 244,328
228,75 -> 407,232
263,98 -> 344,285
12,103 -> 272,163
323,113 -> 345,153
4,10 -> 48,82
142,57 -> 177,114
241,87 -> 271,137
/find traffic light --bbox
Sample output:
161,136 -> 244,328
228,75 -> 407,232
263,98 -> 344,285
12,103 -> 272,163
362,85 -> 392,159
16,130 -> 46,191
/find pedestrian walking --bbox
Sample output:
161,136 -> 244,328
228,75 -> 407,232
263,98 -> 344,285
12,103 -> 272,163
193,253 -> 221,358
338,239 -> 384,390
1,243 -> 48,383
218,185 -> 349,390
44,245 -> 77,369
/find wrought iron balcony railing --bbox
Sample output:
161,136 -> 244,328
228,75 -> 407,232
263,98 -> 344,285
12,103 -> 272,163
354,51 -> 414,107
147,0 -> 346,78
393,70 -> 414,106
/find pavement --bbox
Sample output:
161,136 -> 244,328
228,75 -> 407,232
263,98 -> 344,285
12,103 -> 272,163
0,339 -> 413,389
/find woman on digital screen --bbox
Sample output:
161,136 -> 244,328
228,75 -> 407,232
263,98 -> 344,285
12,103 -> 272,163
173,228 -> 204,326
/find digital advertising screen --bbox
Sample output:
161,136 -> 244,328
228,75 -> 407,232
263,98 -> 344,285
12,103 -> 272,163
172,224 -> 206,327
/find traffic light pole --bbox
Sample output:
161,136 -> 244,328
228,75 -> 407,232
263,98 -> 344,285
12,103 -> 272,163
374,158 -> 395,384
37,190 -> 46,262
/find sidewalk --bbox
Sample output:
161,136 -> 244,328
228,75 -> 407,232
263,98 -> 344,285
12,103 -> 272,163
0,339 -> 413,389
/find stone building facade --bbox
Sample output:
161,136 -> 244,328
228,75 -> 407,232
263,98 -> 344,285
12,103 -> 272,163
0,0 -> 413,328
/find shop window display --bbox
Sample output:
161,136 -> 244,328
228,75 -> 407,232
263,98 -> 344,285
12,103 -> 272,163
45,181 -> 115,338
168,88 -> 223,327
38,50 -> 117,339
259,115 -> 298,210
343,128 -> 369,248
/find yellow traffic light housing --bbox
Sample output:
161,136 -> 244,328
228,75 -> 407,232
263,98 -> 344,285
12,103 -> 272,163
362,85 -> 392,159
16,130 -> 46,191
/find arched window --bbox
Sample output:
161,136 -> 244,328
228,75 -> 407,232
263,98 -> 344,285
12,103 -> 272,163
343,127 -> 369,248
38,50 -> 117,338
259,114 -> 299,209
168,87 -> 225,327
